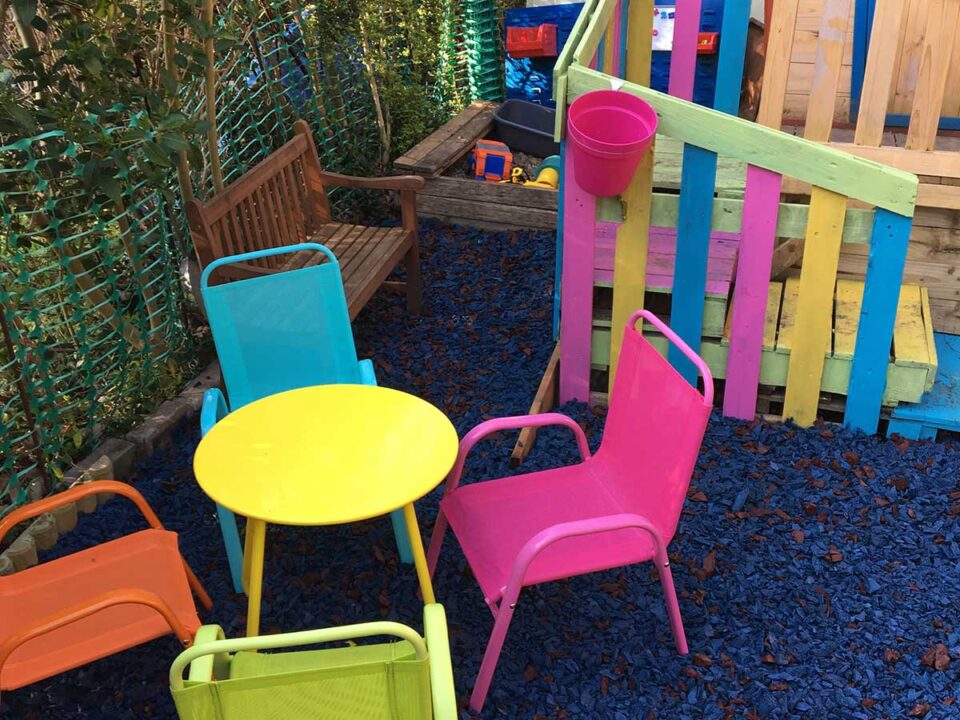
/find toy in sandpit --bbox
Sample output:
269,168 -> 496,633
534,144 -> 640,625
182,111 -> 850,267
469,139 -> 513,181
500,155 -> 562,190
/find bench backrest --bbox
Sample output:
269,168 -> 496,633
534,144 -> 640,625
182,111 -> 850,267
186,121 -> 332,271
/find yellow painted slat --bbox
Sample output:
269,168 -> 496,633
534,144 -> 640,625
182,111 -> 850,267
763,282 -> 784,351
608,143 -> 655,393
783,187 -> 847,426
776,277 -> 801,352
893,284 -> 930,367
921,286 -> 938,391
833,279 -> 864,359
602,18 -> 615,74
723,281 -> 783,350
626,0 -> 653,86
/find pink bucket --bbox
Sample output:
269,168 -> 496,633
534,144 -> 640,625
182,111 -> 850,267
567,90 -> 658,197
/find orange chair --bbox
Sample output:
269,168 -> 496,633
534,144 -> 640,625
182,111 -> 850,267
0,481 -> 212,694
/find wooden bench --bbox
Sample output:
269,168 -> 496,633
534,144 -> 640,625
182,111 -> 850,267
187,120 -> 425,319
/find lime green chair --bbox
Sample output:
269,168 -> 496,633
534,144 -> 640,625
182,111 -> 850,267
169,604 -> 457,720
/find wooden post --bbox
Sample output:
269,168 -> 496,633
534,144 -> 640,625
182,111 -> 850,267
203,0 -> 224,193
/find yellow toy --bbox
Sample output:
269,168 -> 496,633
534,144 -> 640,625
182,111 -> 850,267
499,155 -> 561,189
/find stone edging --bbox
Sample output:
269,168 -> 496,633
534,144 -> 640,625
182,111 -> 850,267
0,361 -> 221,575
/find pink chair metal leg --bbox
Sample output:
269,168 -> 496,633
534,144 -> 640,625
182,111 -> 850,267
426,509 -> 449,579
470,602 -> 518,712
656,560 -> 688,655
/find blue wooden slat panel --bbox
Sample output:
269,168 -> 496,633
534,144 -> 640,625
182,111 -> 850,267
845,209 -> 912,433
668,144 -> 717,384
711,0 -> 750,114
666,0 -> 750,384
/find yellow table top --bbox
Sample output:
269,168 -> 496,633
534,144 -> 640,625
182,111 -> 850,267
193,385 -> 459,525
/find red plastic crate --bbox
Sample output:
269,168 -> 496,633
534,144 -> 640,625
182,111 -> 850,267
506,24 -> 558,58
697,32 -> 719,55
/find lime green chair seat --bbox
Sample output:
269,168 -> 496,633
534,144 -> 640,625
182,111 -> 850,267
170,604 -> 456,720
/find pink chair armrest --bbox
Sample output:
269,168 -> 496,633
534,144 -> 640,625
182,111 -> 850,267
630,309 -> 714,406
444,413 -> 591,495
500,513 -> 667,606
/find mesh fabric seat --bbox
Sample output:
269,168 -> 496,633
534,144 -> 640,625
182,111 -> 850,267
170,604 -> 456,720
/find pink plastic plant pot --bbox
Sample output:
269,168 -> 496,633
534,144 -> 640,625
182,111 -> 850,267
567,90 -> 658,197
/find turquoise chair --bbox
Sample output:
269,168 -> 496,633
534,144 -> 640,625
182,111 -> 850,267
200,243 -> 413,594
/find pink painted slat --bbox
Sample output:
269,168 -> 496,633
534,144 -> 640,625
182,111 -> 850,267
593,225 -> 740,295
723,165 -> 783,419
559,149 -> 597,403
668,0 -> 702,100
612,0 -> 623,78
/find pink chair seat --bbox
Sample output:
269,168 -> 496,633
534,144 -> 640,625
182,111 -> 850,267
441,461 -> 656,603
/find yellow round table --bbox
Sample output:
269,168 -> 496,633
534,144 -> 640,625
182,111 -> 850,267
193,384 -> 459,636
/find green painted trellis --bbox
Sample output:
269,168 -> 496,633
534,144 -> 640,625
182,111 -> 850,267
0,0 -> 499,517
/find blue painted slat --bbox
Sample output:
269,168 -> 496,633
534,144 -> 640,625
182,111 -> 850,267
667,0 -> 750,384
845,209 -> 912,433
711,0 -> 750,114
619,0 -> 630,79
553,141 -> 566,340
668,144 -> 717,384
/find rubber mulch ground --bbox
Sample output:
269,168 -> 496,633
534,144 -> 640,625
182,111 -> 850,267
5,221 -> 960,719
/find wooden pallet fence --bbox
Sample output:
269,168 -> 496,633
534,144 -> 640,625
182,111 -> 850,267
553,0 -> 920,433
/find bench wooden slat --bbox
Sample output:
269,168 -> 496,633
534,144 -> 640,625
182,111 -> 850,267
187,120 -> 421,318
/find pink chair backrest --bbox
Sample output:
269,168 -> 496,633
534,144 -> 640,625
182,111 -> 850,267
595,312 -> 713,542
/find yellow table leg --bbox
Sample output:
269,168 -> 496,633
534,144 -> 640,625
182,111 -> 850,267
241,520 -> 256,595
244,518 -> 267,637
403,502 -> 436,604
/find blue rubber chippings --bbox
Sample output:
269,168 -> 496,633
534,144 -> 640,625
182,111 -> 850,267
5,221 -> 960,719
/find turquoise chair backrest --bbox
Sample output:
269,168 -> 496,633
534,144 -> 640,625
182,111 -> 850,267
200,244 -> 363,410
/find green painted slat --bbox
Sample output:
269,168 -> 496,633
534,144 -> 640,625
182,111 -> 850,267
567,65 -> 918,216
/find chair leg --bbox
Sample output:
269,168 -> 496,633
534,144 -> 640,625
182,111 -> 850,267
426,508 -> 449,579
404,243 -> 422,314
216,503 -> 245,595
390,509 -> 413,564
470,601 -> 518,712
657,560 -> 688,655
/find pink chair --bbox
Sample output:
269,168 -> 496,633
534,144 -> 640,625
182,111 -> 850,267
427,309 -> 714,711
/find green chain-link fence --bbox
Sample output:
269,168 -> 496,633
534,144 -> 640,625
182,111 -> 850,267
0,0 -> 501,517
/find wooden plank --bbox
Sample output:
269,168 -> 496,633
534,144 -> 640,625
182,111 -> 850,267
891,0 -> 930,116
893,284 -> 930,367
723,165 -> 783,419
803,0 -> 853,141
574,0 -> 620,67
554,0 -> 601,136
420,177 -> 560,210
845,209 -> 913,432
511,344 -> 560,465
417,195 -> 557,229
669,0 -> 702,100
770,237 -> 805,279
833,278 -> 863,359
827,144 -> 960,179
608,144 -> 655,393
757,0 -> 800,128
566,66 -> 919,215
783,187 -> 847,426
854,0 -> 907,146
559,149 -> 597,403
722,281 -> 784,350
906,0 -> 960,151
611,0 -> 624,78
921,286 -> 938,390
777,276 -> 801,352
393,102 -> 497,176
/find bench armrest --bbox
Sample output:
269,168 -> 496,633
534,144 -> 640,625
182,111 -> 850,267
316,171 -> 425,191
